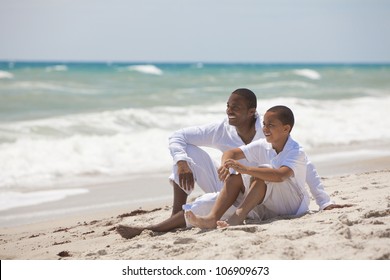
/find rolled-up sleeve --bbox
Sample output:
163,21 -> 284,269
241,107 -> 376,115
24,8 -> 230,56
168,122 -> 221,164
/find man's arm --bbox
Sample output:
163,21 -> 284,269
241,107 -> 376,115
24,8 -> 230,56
168,122 -> 221,165
168,122 -> 222,190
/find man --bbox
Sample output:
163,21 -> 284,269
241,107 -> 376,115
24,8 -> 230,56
117,89 -> 340,239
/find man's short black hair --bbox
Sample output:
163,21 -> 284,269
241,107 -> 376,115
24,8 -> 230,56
232,88 -> 257,109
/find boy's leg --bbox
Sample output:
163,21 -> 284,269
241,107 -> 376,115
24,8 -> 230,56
185,174 -> 245,229
117,210 -> 186,239
218,178 -> 267,227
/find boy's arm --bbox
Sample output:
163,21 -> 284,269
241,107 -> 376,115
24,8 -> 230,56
305,160 -> 334,210
225,161 -> 293,182
306,162 -> 353,210
218,148 -> 245,181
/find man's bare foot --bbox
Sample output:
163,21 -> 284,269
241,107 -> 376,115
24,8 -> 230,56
116,225 -> 144,239
185,211 -> 217,229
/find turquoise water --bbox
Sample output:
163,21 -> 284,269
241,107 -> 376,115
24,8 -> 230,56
1,62 -> 389,121
0,61 -> 390,211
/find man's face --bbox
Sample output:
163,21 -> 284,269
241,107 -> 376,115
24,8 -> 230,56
226,94 -> 255,127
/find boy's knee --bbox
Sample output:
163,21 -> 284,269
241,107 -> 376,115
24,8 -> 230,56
226,174 -> 245,192
250,176 -> 266,186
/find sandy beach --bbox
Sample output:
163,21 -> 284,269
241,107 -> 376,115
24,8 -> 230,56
0,145 -> 389,260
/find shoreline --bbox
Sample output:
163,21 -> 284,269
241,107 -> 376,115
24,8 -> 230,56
1,141 -> 389,228
0,141 -> 389,259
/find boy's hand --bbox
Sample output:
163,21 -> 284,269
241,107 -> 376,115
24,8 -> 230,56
177,161 -> 194,191
224,159 -> 247,174
218,165 -> 231,181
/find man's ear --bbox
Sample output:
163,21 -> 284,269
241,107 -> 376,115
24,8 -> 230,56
248,108 -> 256,117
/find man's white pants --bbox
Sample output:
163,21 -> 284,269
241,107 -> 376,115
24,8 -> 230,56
169,144 -> 224,195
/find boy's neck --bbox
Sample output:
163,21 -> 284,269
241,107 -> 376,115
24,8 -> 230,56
272,135 -> 290,154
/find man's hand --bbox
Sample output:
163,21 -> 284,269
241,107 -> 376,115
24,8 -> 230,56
177,161 -> 194,192
323,204 -> 354,210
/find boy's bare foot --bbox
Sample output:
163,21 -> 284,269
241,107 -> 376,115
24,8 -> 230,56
116,225 -> 144,239
185,211 -> 217,229
216,220 -> 230,228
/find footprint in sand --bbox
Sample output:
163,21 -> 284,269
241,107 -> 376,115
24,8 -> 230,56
173,237 -> 197,245
338,214 -> 360,226
363,209 -> 390,219
222,225 -> 260,233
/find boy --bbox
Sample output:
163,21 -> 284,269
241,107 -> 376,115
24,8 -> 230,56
186,105 -> 310,228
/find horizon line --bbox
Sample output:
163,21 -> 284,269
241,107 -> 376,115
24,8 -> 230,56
1,60 -> 390,65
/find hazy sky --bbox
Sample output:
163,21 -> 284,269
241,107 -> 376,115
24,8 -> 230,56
1,0 -> 389,63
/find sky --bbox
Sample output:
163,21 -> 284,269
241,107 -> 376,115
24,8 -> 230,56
1,0 -> 390,63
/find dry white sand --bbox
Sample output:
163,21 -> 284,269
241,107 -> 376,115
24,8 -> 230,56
1,168 -> 389,260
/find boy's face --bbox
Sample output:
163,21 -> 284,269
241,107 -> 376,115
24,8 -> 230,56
262,111 -> 290,146
226,94 -> 256,127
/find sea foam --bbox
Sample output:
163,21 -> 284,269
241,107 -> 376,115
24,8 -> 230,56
0,70 -> 14,79
293,69 -> 321,80
1,96 -> 390,190
45,65 -> 68,72
0,188 -> 89,211
127,64 -> 163,75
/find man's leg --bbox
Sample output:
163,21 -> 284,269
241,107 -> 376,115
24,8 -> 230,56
185,174 -> 245,229
171,182 -> 188,216
169,145 -> 223,216
117,210 -> 186,239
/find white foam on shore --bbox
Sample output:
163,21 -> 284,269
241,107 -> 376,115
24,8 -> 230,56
1,96 -> 389,190
0,193 -> 173,227
45,65 -> 68,72
127,64 -> 163,75
293,69 -> 321,80
0,188 -> 89,211
309,149 -> 390,164
0,70 -> 14,79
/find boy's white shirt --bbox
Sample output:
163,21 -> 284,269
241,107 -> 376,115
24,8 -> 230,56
240,136 -> 310,215
168,114 -> 333,210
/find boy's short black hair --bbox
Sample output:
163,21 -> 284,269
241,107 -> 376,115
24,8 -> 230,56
232,88 -> 257,109
267,105 -> 295,131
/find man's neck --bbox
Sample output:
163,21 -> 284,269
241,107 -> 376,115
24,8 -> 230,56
236,119 -> 256,144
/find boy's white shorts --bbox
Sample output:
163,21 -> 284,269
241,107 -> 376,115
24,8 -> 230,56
183,172 -> 308,227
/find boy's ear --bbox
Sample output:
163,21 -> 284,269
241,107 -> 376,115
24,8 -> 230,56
283,124 -> 291,133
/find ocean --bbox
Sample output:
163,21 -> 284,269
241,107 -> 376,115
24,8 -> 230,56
1,61 -> 390,214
